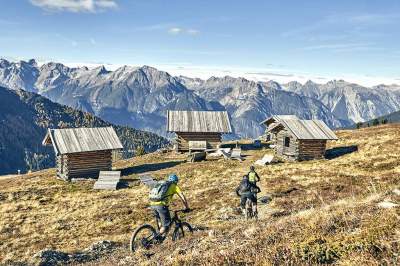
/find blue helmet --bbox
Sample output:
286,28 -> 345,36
168,174 -> 179,183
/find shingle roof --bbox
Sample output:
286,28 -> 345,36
167,110 -> 232,133
271,119 -> 338,140
260,115 -> 299,125
42,127 -> 123,155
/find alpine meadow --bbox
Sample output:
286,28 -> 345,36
0,1 -> 399,265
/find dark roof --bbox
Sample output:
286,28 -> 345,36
270,119 -> 338,140
167,110 -> 232,133
260,115 -> 299,126
42,127 -> 123,155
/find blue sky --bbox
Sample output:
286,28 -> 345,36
1,0 -> 399,85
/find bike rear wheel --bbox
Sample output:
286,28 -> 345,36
130,224 -> 157,252
252,206 -> 258,220
245,199 -> 253,219
172,222 -> 193,241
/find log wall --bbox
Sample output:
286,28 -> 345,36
175,132 -> 222,152
298,140 -> 327,161
56,150 -> 112,179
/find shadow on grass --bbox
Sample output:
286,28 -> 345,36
120,160 -> 184,176
325,145 -> 358,160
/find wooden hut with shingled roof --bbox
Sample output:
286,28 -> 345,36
260,115 -> 299,141
167,110 -> 232,152
268,119 -> 338,161
42,127 -> 123,180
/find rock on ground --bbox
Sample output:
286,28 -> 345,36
33,240 -> 118,265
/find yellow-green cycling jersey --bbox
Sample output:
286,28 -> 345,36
150,183 -> 182,206
248,171 -> 259,183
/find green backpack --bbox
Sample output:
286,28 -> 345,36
149,181 -> 171,202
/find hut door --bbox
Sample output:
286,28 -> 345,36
283,136 -> 290,154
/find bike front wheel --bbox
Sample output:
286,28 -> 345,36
172,222 -> 193,241
130,224 -> 157,252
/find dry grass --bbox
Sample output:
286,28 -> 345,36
0,124 -> 399,265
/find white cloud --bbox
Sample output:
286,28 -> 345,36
29,0 -> 118,13
131,23 -> 200,36
341,13 -> 400,25
300,43 -> 384,53
90,38 -> 96,45
168,27 -> 200,35
168,27 -> 183,35
133,23 -> 174,32
187,29 -> 200,35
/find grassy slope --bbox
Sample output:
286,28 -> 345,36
0,124 -> 399,265
347,109 -> 400,129
361,110 -> 400,127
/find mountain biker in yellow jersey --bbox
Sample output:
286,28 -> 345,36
248,165 -> 260,185
149,174 -> 189,238
247,165 -> 260,185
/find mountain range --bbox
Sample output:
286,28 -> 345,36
282,80 -> 400,124
1,58 -> 400,138
0,85 -> 168,175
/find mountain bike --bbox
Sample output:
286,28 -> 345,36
130,208 -> 193,253
245,198 -> 258,220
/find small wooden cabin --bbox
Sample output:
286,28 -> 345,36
260,115 -> 299,141
167,110 -> 232,152
42,127 -> 123,180
269,119 -> 338,161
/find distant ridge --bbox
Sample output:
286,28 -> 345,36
0,85 -> 169,175
349,109 -> 400,128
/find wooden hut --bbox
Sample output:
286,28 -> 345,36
260,115 -> 299,141
167,110 -> 232,152
269,119 -> 338,161
42,127 -> 123,180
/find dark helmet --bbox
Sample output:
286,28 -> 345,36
168,174 -> 179,183
250,165 -> 255,171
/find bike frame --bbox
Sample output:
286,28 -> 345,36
153,209 -> 187,236
130,209 -> 193,253
244,193 -> 258,219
